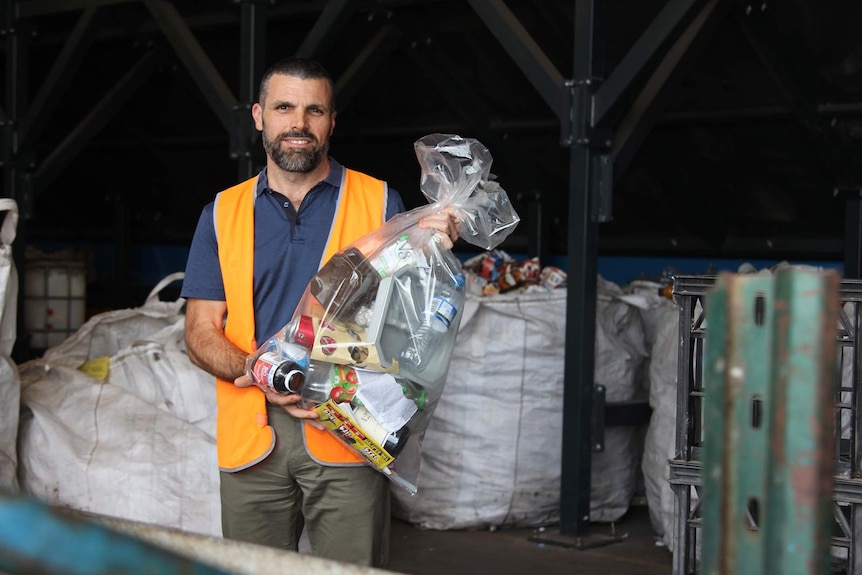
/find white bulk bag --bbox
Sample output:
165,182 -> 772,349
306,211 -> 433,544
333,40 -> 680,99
591,277 -> 648,522
17,273 -> 221,537
0,199 -> 20,492
625,280 -> 679,549
393,276 -> 646,529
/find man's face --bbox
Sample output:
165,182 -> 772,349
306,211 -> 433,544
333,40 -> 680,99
252,74 -> 336,173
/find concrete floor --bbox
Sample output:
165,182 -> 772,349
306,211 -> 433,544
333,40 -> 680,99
387,504 -> 672,575
20,498 -> 672,575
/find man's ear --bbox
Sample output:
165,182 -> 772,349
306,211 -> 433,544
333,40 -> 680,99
252,102 -> 264,131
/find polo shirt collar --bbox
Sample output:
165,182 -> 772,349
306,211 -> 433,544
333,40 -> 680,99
254,158 -> 344,197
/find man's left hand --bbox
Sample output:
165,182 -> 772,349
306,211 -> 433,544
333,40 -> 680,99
418,206 -> 461,250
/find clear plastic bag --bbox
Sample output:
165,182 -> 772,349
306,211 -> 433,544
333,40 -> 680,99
246,134 -> 519,493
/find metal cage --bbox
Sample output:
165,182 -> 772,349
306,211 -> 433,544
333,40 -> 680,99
668,274 -> 862,575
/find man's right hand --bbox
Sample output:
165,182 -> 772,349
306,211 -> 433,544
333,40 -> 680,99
268,391 -> 326,430
235,373 -> 326,429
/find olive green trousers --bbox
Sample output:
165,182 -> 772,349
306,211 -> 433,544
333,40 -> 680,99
219,405 -> 391,567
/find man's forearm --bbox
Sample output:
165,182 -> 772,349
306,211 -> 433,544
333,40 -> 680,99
186,327 -> 248,382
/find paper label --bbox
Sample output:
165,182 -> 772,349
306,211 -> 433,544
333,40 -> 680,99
314,400 -> 396,469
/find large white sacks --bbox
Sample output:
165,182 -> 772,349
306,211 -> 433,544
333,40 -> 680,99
624,280 -> 679,549
0,199 -> 20,492
392,289 -> 566,530
17,273 -> 221,537
393,276 -> 647,530
591,277 -> 648,522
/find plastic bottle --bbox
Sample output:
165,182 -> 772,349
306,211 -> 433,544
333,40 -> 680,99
251,349 -> 306,394
298,360 -> 335,409
398,269 -> 466,372
297,362 -> 363,409
352,404 -> 411,458
382,423 -> 411,457
397,376 -> 427,409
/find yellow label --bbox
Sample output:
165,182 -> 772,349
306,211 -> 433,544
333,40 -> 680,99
79,356 -> 110,380
314,400 -> 395,469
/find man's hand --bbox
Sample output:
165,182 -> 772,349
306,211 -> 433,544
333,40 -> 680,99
418,206 -> 461,250
233,373 -> 325,429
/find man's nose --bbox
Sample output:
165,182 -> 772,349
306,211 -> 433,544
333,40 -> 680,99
291,111 -> 310,132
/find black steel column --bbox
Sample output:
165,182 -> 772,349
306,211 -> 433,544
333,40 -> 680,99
559,0 -> 603,538
2,0 -> 32,361
1,1 -> 21,202
234,0 -> 267,180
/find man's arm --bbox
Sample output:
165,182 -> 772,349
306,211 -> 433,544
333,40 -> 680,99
185,297 -> 315,418
184,298 -> 247,381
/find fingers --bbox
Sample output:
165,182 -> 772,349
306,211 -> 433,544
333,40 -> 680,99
255,388 -> 320,421
234,374 -> 254,388
419,209 -> 460,244
282,403 -> 321,421
440,207 -> 461,242
448,210 -> 462,240
304,419 -> 327,431
262,388 -> 302,406
431,232 -> 454,251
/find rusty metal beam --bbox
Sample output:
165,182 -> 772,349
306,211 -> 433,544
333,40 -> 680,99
702,269 -> 837,575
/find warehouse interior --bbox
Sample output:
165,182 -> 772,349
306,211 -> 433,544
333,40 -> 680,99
2,0 -> 862,573
6,0 -> 861,286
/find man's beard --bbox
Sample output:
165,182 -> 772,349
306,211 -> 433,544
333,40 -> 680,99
262,129 -> 329,173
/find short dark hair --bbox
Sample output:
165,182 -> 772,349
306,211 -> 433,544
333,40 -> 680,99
258,57 -> 336,110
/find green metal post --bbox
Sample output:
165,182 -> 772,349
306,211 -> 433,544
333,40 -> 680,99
764,268 -> 837,575
702,268 -> 837,575
702,272 -> 773,575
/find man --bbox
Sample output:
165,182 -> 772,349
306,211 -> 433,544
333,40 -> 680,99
181,57 -> 458,567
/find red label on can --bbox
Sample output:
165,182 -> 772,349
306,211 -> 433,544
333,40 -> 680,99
293,315 -> 315,349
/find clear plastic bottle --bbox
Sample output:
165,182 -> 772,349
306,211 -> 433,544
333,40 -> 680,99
298,359 -> 336,409
398,269 -> 466,372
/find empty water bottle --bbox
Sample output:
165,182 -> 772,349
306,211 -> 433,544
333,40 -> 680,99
298,360 -> 336,409
398,270 -> 465,371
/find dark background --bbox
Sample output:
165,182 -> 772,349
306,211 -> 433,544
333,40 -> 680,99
3,0 -> 861,302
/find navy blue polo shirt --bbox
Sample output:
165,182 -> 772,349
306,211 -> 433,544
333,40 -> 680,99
181,158 -> 406,344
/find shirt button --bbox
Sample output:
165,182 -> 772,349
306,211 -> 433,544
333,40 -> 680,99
284,202 -> 289,208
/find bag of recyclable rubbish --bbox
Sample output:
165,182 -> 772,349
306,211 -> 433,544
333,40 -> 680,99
246,134 -> 519,494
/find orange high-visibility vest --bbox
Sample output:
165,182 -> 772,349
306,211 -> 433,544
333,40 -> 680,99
214,168 -> 387,472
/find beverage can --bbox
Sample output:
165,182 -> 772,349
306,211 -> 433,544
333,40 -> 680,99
289,315 -> 315,349
540,266 -> 567,290
497,262 -> 521,292
480,255 -> 499,281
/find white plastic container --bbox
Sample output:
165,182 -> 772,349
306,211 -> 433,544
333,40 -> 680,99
24,260 -> 86,349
